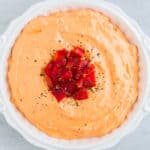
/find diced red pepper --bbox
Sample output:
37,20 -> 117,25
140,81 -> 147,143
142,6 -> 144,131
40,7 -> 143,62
74,88 -> 88,100
55,58 -> 67,67
83,64 -> 95,74
54,49 -> 68,61
76,78 -> 83,88
83,71 -> 96,88
44,47 -> 96,102
75,70 -> 83,80
50,65 -> 63,83
63,80 -> 77,96
45,75 -> 53,88
77,60 -> 89,70
70,47 -> 85,57
66,57 -> 80,69
59,69 -> 73,82
45,62 -> 53,76
52,88 -> 66,102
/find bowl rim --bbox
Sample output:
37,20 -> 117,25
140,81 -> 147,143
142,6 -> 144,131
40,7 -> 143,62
0,0 -> 150,150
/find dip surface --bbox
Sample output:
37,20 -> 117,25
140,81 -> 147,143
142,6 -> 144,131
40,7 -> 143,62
7,9 -> 138,139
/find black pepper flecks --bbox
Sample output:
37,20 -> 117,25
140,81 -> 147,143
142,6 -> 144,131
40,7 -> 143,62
39,91 -> 48,98
84,123 -> 87,126
75,101 -> 79,107
88,87 -> 94,92
43,95 -> 47,98
40,73 -> 45,77
58,40 -> 62,43
113,82 -> 115,85
94,87 -> 99,90
97,53 -> 100,56
87,50 -> 90,53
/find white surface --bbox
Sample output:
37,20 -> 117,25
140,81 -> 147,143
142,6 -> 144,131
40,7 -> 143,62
0,0 -> 150,150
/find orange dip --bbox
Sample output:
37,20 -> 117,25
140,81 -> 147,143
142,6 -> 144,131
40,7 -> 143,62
7,9 -> 138,139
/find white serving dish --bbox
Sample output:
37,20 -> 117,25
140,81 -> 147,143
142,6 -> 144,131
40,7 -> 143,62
0,0 -> 150,150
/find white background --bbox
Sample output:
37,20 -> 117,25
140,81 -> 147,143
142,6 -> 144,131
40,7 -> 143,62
0,0 -> 150,150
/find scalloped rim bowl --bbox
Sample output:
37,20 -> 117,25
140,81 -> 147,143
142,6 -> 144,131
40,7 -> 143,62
0,0 -> 150,150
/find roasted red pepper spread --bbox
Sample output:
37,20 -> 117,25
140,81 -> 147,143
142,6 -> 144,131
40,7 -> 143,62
45,47 -> 96,102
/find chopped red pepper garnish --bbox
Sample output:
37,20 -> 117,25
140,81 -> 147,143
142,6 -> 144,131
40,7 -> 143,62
74,88 -> 88,100
45,47 -> 96,102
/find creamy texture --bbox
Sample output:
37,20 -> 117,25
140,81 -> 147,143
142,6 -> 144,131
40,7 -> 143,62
7,9 -> 138,139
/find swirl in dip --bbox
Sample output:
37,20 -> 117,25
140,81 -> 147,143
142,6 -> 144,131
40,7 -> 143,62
7,9 -> 139,139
